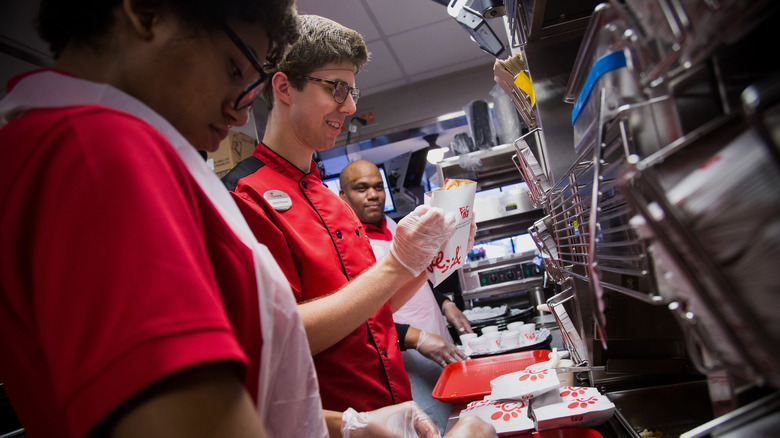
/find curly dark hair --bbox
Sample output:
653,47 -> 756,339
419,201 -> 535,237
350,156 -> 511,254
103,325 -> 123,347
37,0 -> 299,67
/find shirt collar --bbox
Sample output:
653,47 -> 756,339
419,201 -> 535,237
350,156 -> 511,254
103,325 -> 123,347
254,142 -> 321,182
363,216 -> 393,241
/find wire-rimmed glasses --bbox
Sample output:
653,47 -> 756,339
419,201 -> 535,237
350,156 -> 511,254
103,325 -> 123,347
218,22 -> 270,110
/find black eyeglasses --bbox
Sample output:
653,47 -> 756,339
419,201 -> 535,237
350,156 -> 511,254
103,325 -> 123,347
219,22 -> 270,111
301,76 -> 360,104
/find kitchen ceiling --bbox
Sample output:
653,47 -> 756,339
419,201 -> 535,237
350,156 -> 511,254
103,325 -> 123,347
295,0 -> 513,173
0,0 -> 515,174
0,0 -> 507,100
295,0 -> 510,97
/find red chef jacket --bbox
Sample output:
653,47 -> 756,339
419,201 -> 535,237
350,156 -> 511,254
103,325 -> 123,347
223,143 -> 412,412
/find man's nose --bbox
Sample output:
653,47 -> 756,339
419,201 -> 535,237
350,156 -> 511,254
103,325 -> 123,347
339,94 -> 357,115
226,102 -> 251,127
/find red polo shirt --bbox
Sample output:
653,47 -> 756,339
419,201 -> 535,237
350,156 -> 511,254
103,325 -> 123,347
223,143 -> 411,412
0,103 -> 256,437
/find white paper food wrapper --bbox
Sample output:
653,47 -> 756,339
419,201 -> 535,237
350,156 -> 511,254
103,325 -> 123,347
424,179 -> 477,287
531,386 -> 602,408
531,387 -> 615,430
459,398 -> 534,436
488,368 -> 561,401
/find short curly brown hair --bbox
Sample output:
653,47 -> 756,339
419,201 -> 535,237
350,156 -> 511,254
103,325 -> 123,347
262,14 -> 370,110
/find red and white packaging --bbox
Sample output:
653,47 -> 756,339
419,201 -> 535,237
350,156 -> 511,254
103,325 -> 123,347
530,387 -> 615,430
459,398 -> 534,436
488,368 -> 561,401
531,386 -> 602,408
424,179 -> 476,287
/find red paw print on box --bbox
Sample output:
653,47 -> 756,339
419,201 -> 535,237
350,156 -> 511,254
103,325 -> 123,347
560,387 -> 588,398
490,402 -> 526,422
518,369 -> 549,382
460,399 -> 535,435
567,396 -> 599,409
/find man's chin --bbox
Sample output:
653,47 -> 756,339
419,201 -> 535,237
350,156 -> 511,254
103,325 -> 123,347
363,211 -> 384,224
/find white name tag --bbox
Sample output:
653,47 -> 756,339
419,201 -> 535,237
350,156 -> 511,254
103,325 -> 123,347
263,189 -> 293,211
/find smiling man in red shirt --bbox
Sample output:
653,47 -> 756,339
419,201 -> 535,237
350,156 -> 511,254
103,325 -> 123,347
222,14 -> 493,438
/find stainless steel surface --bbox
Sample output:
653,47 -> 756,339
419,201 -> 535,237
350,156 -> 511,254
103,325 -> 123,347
606,381 -> 714,438
523,33 -> 582,185
458,250 -> 543,301
681,391 -> 780,438
511,129 -> 550,207
436,143 -> 523,191
546,284 -> 587,365
518,0 -> 602,42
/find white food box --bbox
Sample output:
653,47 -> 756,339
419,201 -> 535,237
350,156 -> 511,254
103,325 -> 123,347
531,386 -> 603,408
489,368 -> 561,401
459,398 -> 534,436
530,387 -> 615,430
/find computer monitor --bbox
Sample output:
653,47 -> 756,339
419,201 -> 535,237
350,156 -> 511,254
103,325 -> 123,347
322,165 -> 396,214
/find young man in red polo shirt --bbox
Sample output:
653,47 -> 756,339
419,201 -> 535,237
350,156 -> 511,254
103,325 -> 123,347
223,14 -> 493,437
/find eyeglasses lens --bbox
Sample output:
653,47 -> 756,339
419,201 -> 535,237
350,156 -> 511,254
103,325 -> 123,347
334,82 -> 359,104
236,77 -> 267,110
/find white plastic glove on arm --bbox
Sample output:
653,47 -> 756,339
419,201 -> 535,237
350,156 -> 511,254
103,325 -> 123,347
341,401 -> 440,438
417,331 -> 469,367
466,219 -> 478,254
390,205 -> 457,275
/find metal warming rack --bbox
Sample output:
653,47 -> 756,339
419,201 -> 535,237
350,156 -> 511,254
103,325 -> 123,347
502,0 -> 780,435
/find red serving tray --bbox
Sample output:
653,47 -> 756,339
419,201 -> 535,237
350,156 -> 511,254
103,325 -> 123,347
432,350 -> 550,403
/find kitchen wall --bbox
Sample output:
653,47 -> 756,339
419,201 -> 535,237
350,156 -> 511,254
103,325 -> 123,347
334,61 -> 499,148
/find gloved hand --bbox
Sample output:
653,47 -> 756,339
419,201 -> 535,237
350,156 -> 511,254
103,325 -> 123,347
341,401 -> 440,438
442,302 -> 473,335
390,205 -> 457,275
443,416 -> 497,438
466,219 -> 478,254
417,330 -> 469,367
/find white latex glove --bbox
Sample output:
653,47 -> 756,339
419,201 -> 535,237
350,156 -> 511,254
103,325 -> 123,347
417,330 -> 469,367
341,401 -> 440,438
466,219 -> 478,254
390,205 -> 457,275
442,302 -> 473,335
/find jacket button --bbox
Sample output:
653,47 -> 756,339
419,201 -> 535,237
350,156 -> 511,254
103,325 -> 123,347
382,349 -> 388,358
336,231 -> 343,238
355,228 -> 360,236
301,181 -> 308,188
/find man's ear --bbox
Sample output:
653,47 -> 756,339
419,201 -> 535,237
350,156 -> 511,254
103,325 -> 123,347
122,0 -> 159,39
339,190 -> 346,201
271,72 -> 294,106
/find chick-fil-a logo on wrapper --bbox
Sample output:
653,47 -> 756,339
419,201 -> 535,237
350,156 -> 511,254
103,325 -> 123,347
560,387 -> 589,398
567,396 -> 599,409
427,246 -> 462,275
489,402 -> 525,422
423,179 -> 476,287
461,399 -> 534,435
517,369 -> 550,382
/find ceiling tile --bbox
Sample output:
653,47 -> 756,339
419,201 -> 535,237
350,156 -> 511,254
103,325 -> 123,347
363,0 -> 450,36
295,0 -> 382,42
388,19 -> 495,76
356,40 -> 405,90
408,58 -> 495,83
